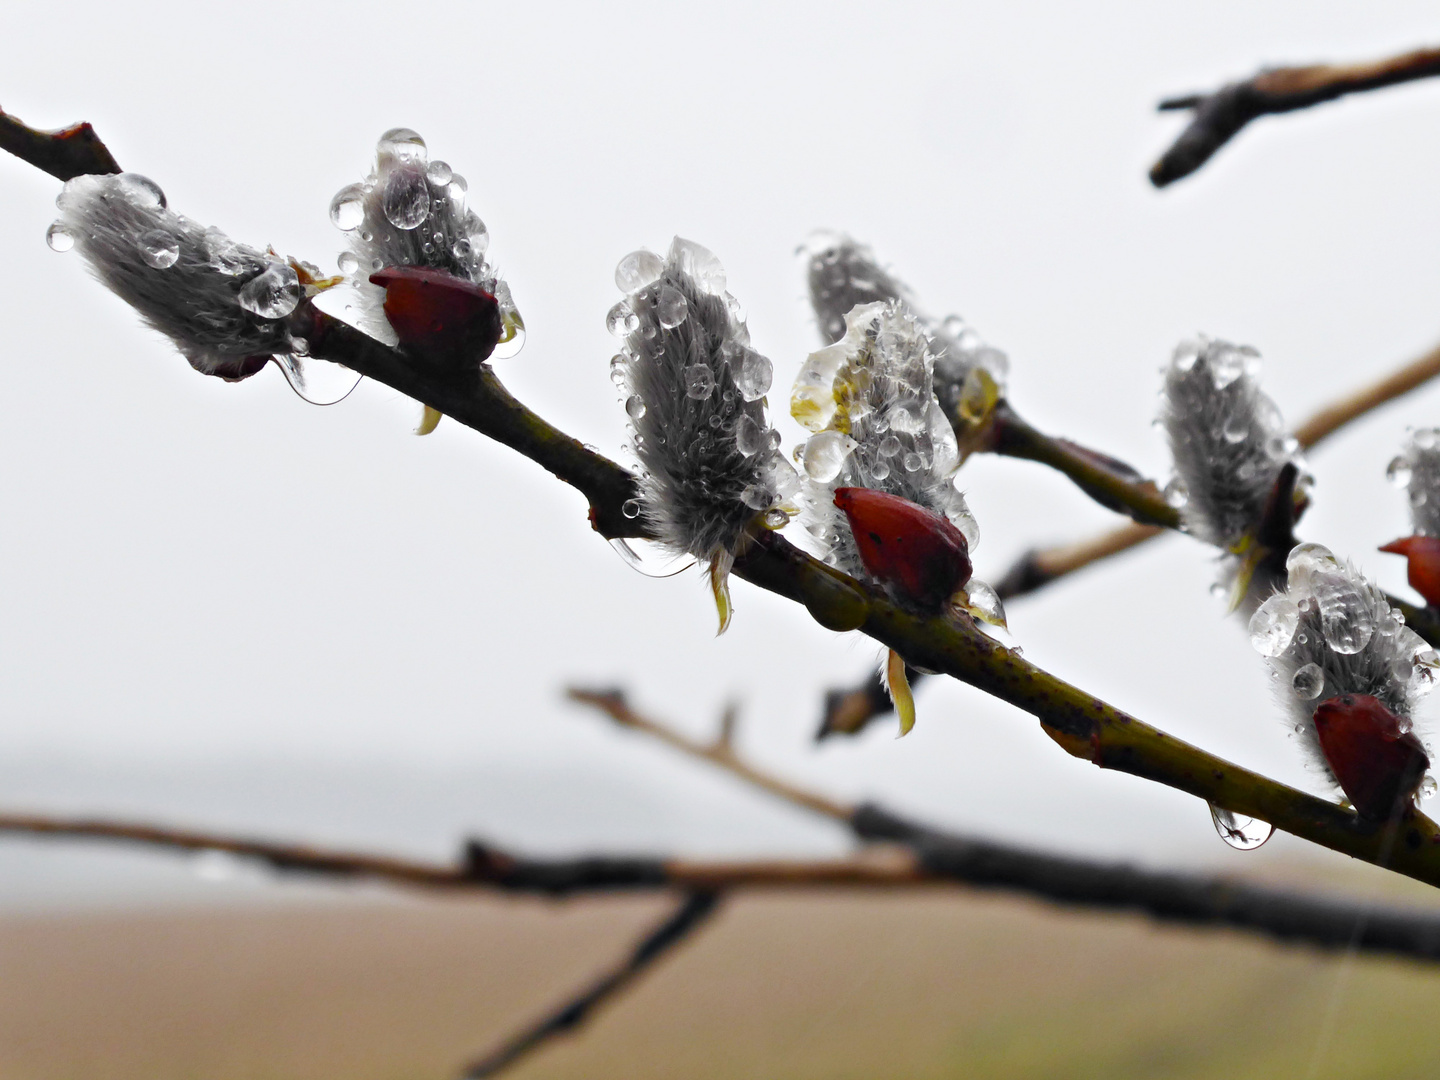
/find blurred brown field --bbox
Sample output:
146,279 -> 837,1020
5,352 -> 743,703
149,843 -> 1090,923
3,885 -> 1440,1080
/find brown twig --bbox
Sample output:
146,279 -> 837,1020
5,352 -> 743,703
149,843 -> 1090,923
0,106 -> 120,181
1151,46 -> 1440,186
567,688 -> 1440,960
9,805 -> 1440,962
459,891 -> 723,1079
569,688 -> 852,820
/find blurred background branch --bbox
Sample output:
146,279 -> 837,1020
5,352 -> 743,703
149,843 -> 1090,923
1151,45 -> 1440,186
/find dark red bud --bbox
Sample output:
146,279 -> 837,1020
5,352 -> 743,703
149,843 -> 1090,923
1312,693 -> 1429,822
833,488 -> 972,611
369,267 -> 503,367
1379,535 -> 1440,608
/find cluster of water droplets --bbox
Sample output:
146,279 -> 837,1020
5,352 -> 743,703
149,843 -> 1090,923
1247,542 -> 1438,792
1387,428 -> 1440,536
792,300 -> 977,567
45,172 -> 313,382
1159,336 -> 1307,550
802,232 -> 1008,446
316,128 -> 521,363
607,238 -> 797,572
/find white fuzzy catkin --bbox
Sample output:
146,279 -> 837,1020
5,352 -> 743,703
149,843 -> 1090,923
803,232 -> 1009,426
325,128 -> 519,352
1249,543 -> 1438,789
50,173 -> 297,379
793,300 -> 977,578
1160,336 -> 1305,550
611,237 -> 798,567
1387,428 -> 1440,536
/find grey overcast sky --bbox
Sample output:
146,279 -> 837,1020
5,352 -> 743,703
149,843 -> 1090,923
3,1 -> 1440,886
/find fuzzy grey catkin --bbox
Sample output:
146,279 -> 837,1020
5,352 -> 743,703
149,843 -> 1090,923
803,233 -> 1008,424
52,173 -> 298,379
326,128 -> 520,352
1160,336 -> 1301,550
1387,429 -> 1440,536
1250,543 -> 1438,791
609,238 -> 797,628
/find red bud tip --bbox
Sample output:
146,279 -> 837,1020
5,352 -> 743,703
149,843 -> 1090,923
1312,693 -> 1429,822
833,488 -> 972,611
1379,535 -> 1440,608
369,267 -> 503,365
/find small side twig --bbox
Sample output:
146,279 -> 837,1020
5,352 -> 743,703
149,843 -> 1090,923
1151,45 -> 1440,186
459,890 -> 723,1079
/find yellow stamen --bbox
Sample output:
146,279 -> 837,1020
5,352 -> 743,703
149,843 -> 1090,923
416,406 -> 443,436
709,551 -> 734,635
885,649 -> 917,736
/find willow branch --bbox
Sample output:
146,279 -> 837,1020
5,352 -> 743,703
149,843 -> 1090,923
0,105 -> 120,181
1150,46 -> 1440,186
988,402 -> 1179,529
459,891 -> 722,1079
8,118 -> 1440,893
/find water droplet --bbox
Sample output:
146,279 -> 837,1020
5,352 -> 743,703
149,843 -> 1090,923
763,507 -> 789,529
684,364 -> 716,400
1171,339 -> 1201,374
115,173 -> 166,209
740,483 -> 771,510
238,263 -> 301,319
138,228 -> 179,268
425,160 -> 452,186
1292,662 -> 1325,700
1208,804 -> 1274,850
377,127 -> 427,164
625,395 -> 646,420
615,250 -> 665,294
656,285 -> 688,328
1222,414 -> 1249,444
735,413 -> 764,456
1208,346 -> 1244,389
272,354 -> 363,406
1420,774 -> 1437,802
725,344 -> 772,401
1249,595 -> 1300,657
903,451 -> 924,472
622,498 -> 641,519
1285,542 -> 1339,595
668,236 -> 726,294
45,220 -> 74,251
1314,574 -> 1374,654
1388,455 -> 1413,488
382,164 -> 430,230
609,354 -> 629,385
606,300 -> 639,337
1416,428 -> 1438,450
803,430 -> 859,482
1163,477 -> 1188,508
337,252 -> 360,275
879,435 -> 901,458
964,579 -> 1006,628
329,183 -> 366,231
608,537 -> 693,577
